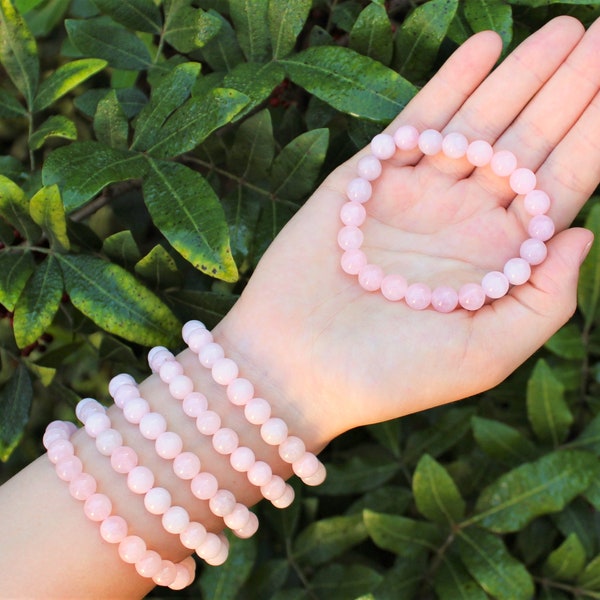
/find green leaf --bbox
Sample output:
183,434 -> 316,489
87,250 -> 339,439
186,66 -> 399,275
0,175 -> 41,241
268,0 -> 311,59
57,253 -> 180,347
0,156 -> 25,182
545,322 -> 586,359
102,230 -> 140,269
223,187 -> 261,269
543,533 -> 586,581
311,564 -> 383,600
163,1 -> 221,53
571,412 -> 600,455
29,115 -> 77,151
13,256 -> 63,348
197,10 -> 244,71
33,58 -> 107,112
0,0 -> 39,109
281,46 -> 417,122
271,128 -> 329,203
229,0 -> 270,62
143,159 -> 238,282
457,528 -> 534,600
0,250 -> 35,311
393,0 -> 458,82
0,364 -> 33,461
29,184 -> 70,252
578,554 -> 600,591
89,0 -> 162,33
435,555 -> 488,600
472,450 -> 599,533
25,0 -> 69,38
0,89 -> 26,118
471,416 -> 537,466
165,290 -> 237,330
135,244 -> 180,289
553,498 -> 599,561
464,0 -> 513,49
413,454 -> 466,524
93,90 -> 129,150
526,358 -> 572,446
147,88 -> 248,158
42,141 -> 148,212
370,554 -> 428,600
65,17 -> 152,71
349,3 -> 393,65
578,204 -> 600,326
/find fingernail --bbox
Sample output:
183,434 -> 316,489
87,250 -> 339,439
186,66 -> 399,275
580,237 -> 594,265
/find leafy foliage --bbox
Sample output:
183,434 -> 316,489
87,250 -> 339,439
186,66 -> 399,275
1,0 -> 600,598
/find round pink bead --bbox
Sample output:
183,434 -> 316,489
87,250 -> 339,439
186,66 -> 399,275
135,550 -> 162,578
466,139 -> 493,167
504,257 -> 531,285
510,168 -> 536,195
173,451 -> 201,479
112,384 -> 139,408
139,412 -> 167,440
244,397 -> 271,425
358,264 -> 384,292
370,133 -> 396,160
56,456 -> 83,482
524,190 -> 550,216
261,475 -> 287,501
187,328 -> 213,353
159,359 -> 183,383
182,392 -> 208,417
528,214 -> 555,241
111,446 -> 138,474
198,342 -> 225,368
122,396 -> 149,424
458,283 -> 486,311
227,378 -> 254,406
357,155 -> 382,181
148,349 -> 173,373
279,436 -> 306,463
76,398 -> 104,423
170,561 -> 195,590
47,438 -> 74,464
153,561 -> 177,587
293,452 -> 320,479
180,522 -> 207,550
196,532 -> 223,560
155,432 -> 183,460
482,271 -> 509,299
205,536 -> 229,566
230,446 -> 256,472
405,283 -> 431,310
271,486 -> 295,509
190,472 -> 219,500
69,472 -> 97,500
144,487 -> 171,515
490,150 -> 517,177
212,428 -> 239,455
196,410 -> 221,435
304,463 -> 327,486
341,248 -> 367,275
442,132 -> 469,159
96,428 -> 123,456
337,225 -> 364,250
247,461 -> 272,486
431,286 -> 459,313
148,345 -> 168,364
261,418 -> 288,445
340,201 -> 367,226
520,237 -> 547,265
162,506 -> 190,534
380,274 -> 408,301
169,374 -> 194,400
209,489 -> 236,517
119,536 -> 146,564
100,515 -> 128,544
182,320 -> 205,343
84,493 -> 112,521
346,177 -> 372,203
394,125 -> 419,150
108,373 -> 135,397
127,466 -> 155,494
43,422 -> 73,448
418,129 -> 443,155
212,357 -> 239,385
84,411 -> 111,438
234,511 -> 259,538
223,504 -> 251,530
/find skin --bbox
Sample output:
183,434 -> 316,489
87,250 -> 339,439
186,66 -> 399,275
1,15 -> 600,599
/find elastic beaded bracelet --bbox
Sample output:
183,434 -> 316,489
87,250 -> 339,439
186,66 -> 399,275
76,398 -> 232,564
340,126 -> 555,312
179,321 -> 327,488
43,420 -> 196,589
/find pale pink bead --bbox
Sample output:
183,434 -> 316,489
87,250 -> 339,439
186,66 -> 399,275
127,466 -> 155,494
180,522 -> 207,549
205,536 -> 230,566
248,461 -> 272,486
337,225 -> 364,250
47,438 -> 74,464
196,410 -> 221,435
212,428 -> 239,454
304,463 -> 327,486
135,550 -> 162,578
196,532 -> 223,560
182,392 -> 208,417
230,446 -> 256,472
43,422 -> 75,447
209,489 -> 236,517
162,506 -> 190,534
190,472 -> 218,500
418,129 -> 443,155
244,397 -> 271,425
346,177 -> 372,203
405,282 -> 431,310
234,511 -> 259,539
394,124 -> 419,150
524,190 -> 550,216
212,357 -> 239,385
261,418 -> 288,445
431,286 -> 459,313
223,504 -> 251,530
341,248 -> 367,275
198,342 -> 224,368
271,485 -> 295,509
490,150 -> 517,177
56,456 -> 83,481
503,257 -> 531,285
76,398 -> 104,423
147,345 -> 168,365
466,139 -> 493,167
111,446 -> 138,474
169,375 -> 194,400
510,168 -> 536,195
458,283 -> 486,311
279,435 -> 305,463
182,320 -> 205,343
119,535 -> 146,563
148,349 -> 173,373
173,452 -> 201,479
227,378 -> 254,406
528,214 -> 555,241
261,475 -> 287,500
357,155 -> 382,181
370,133 -> 396,160
482,271 -> 509,299
144,487 -> 171,515
100,515 -> 128,544
293,452 -> 320,479
108,373 -> 135,397
112,383 -> 139,408
139,412 -> 167,440
84,411 -> 111,438
187,327 -> 213,353
153,561 -> 177,587
84,493 -> 112,521
358,264 -> 384,292
520,238 -> 547,265
159,359 -> 183,383
155,432 -> 183,460
96,428 -> 123,456
69,472 -> 97,500
170,562 -> 195,591
340,201 -> 367,226
442,132 -> 469,159
122,396 -> 149,424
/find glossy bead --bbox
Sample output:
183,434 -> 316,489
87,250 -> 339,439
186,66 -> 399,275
224,504 -> 251,530
153,561 -> 178,587
196,532 -> 224,561
481,271 -> 509,299
190,472 -> 218,500
509,168 -> 536,195
304,463 -> 327,486
209,489 -> 236,517
466,140 -> 493,167
112,384 -> 139,408
227,378 -> 254,406
187,328 -> 213,353
108,373 -> 135,396
84,411 -> 111,437
340,201 -> 367,226
169,375 -> 194,400
196,410 -> 221,436
357,155 -> 382,181
182,392 -> 208,417
393,125 -> 419,150
127,466 -> 155,494
173,452 -> 201,479
212,428 -> 239,455
244,397 -> 271,425
337,225 -> 364,250
139,412 -> 167,440
528,214 -> 555,241
122,396 -> 150,424
182,320 -> 205,343
135,550 -> 162,578
442,132 -> 469,159
341,249 -> 368,275
205,536 -> 230,566
180,522 -> 207,550
148,349 -> 173,373
271,486 -> 295,509
524,190 -> 550,216
56,456 -> 83,482
162,506 -> 190,534
405,283 -> 431,310
159,359 -> 183,383
370,133 -> 396,160
155,432 -> 183,460
431,286 -> 459,313
84,493 -> 112,521
234,512 -> 259,538
230,446 -> 256,472
293,453 -> 320,479
261,475 -> 287,500
198,342 -> 225,368
247,461 -> 272,487
111,446 -> 138,474
279,436 -> 306,463
346,177 -> 372,203
119,536 -> 146,563
47,438 -> 74,464
358,264 -> 384,292
520,238 -> 547,265
68,472 -> 97,500
458,283 -> 486,311
418,129 -> 443,155
381,274 -> 408,301
96,428 -> 123,456
503,258 -> 531,285
261,418 -> 288,445
490,150 -> 517,177
212,358 -> 239,385
100,515 -> 128,544
144,487 -> 171,515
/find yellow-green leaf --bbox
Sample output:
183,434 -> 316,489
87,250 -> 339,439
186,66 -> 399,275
0,364 -> 33,461
29,184 -> 70,252
29,115 -> 77,151
0,250 -> 34,311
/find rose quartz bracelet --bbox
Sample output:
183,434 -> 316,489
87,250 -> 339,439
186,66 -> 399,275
339,126 -> 555,312
43,420 -> 196,589
75,397 -> 232,564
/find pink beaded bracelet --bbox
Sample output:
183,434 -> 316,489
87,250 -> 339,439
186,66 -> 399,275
339,126 -> 555,312
43,420 -> 196,589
